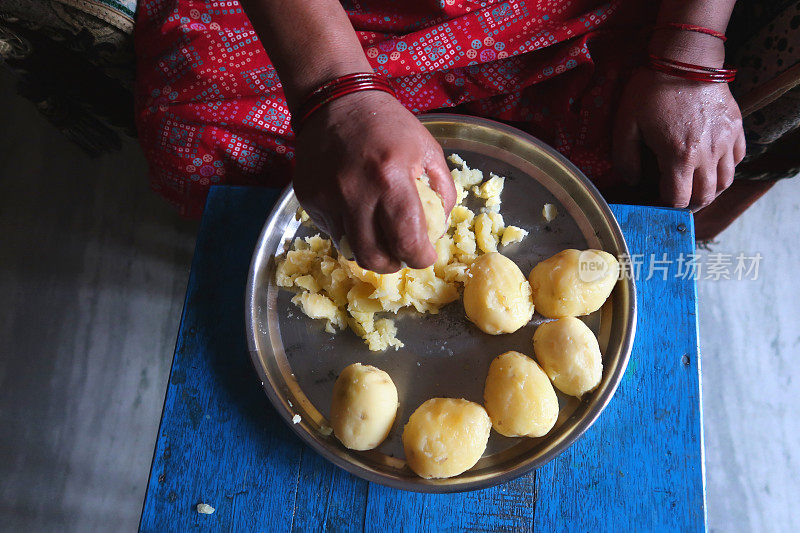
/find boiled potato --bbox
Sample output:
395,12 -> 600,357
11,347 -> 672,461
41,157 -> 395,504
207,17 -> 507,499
528,249 -> 619,318
402,398 -> 491,479
501,225 -> 528,246
337,235 -> 355,261
463,252 -> 534,335
331,363 -> 399,450
483,351 -> 559,437
473,213 -> 498,253
415,177 -> 447,245
532,317 -> 603,397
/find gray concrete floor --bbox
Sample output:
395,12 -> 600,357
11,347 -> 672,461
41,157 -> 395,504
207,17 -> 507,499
698,181 -> 800,533
0,69 -> 798,532
0,70 -> 198,531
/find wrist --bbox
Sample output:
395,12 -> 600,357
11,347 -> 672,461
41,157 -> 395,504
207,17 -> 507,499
648,28 -> 726,67
292,74 -> 397,133
283,58 -> 373,112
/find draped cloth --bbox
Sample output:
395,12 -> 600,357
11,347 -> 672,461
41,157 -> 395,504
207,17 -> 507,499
135,0 -> 653,216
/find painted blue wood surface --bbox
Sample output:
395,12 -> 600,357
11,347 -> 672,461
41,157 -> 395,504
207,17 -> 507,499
140,186 -> 704,532
534,207 -> 704,531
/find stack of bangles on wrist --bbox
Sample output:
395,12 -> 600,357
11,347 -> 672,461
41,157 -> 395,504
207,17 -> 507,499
648,23 -> 736,83
647,55 -> 736,83
291,72 -> 396,132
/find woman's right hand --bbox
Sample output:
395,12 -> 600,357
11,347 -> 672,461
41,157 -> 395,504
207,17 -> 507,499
293,90 -> 456,273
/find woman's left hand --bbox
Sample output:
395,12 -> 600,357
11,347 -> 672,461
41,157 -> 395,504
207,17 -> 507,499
613,68 -> 746,210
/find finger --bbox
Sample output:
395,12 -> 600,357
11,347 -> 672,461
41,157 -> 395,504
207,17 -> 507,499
717,152 -> 735,193
424,148 -> 457,214
689,165 -> 717,211
657,158 -> 694,208
377,181 -> 437,269
733,131 -> 746,164
372,221 -> 403,272
612,114 -> 643,185
344,210 -> 402,274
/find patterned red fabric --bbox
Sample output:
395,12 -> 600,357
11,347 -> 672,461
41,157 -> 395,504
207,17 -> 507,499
135,0 -> 653,217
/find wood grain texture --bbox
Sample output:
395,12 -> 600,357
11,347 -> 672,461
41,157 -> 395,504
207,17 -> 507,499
139,188 -> 300,532
140,188 -> 704,531
291,448 -> 368,531
364,472 -> 536,532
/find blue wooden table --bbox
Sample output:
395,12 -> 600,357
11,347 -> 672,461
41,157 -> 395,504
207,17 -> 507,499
139,186 -> 705,532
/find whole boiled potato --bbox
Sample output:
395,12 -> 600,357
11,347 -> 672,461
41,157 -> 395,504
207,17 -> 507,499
402,398 -> 491,479
463,252 -> 534,335
483,351 -> 559,438
415,177 -> 447,245
532,317 -> 603,397
528,249 -> 619,318
331,363 -> 399,450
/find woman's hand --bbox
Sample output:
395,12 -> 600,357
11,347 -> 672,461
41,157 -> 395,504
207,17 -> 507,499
613,69 -> 746,210
242,0 -> 454,272
293,90 -> 456,273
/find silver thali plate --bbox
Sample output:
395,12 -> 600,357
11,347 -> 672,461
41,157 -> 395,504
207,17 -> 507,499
245,114 -> 637,492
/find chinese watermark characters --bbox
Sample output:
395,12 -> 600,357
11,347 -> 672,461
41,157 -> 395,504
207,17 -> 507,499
602,252 -> 763,281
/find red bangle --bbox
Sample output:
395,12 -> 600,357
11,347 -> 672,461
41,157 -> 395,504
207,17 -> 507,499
647,54 -> 736,83
291,72 -> 396,132
653,22 -> 727,42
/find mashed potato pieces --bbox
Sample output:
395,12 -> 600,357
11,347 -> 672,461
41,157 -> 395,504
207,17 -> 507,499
501,225 -> 528,246
472,173 -> 505,212
474,212 -> 504,254
542,203 -> 558,222
278,154 -> 528,351
290,292 -> 346,334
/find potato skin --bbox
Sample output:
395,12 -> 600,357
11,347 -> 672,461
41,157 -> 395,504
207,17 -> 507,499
528,249 -> 619,318
483,351 -> 559,437
532,317 -> 603,397
331,363 -> 399,451
415,179 -> 447,245
463,252 -> 534,335
402,398 -> 491,479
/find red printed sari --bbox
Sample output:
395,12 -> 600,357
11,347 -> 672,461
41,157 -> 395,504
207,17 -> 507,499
135,0 -> 653,216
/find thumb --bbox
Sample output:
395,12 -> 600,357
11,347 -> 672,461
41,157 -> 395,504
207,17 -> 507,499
424,150 -> 457,215
613,114 -> 643,185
